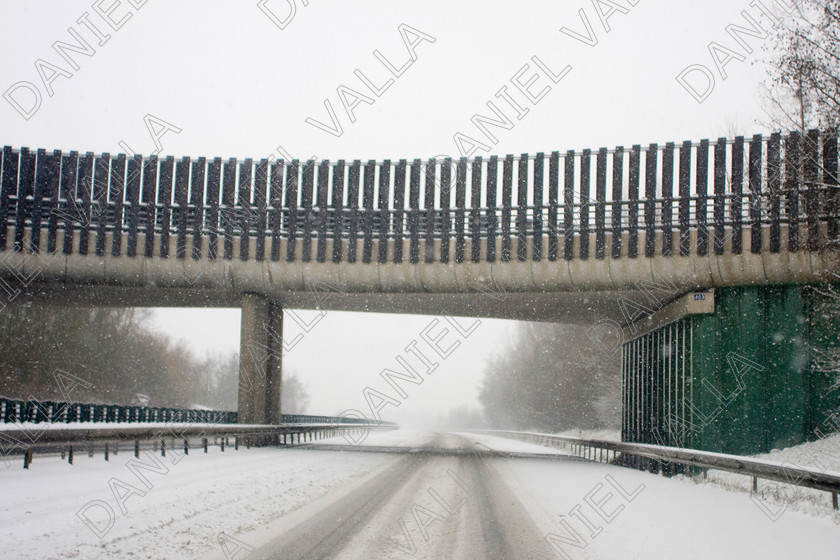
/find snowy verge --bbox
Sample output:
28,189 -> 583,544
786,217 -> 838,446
677,433 -> 840,523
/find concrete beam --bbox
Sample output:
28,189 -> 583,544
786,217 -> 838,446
238,294 -> 283,424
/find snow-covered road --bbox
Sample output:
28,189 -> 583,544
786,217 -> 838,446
0,430 -> 836,559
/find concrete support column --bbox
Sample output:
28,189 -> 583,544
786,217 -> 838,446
238,294 -> 283,424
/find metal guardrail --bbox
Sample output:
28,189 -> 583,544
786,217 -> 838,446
0,397 -> 384,426
470,429 -> 840,510
0,397 -> 237,425
2,421 -> 395,469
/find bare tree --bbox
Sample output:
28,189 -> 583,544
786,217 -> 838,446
760,0 -> 840,132
761,2 -> 840,401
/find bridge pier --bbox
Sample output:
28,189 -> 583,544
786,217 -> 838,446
238,294 -> 283,425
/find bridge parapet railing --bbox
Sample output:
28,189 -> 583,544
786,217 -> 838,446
0,130 -> 836,263
468,429 -> 840,512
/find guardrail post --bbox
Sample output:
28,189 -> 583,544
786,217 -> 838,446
184,439 -> 189,455
203,438 -> 208,453
23,448 -> 31,469
832,493 -> 838,511
134,439 -> 140,458
751,476 -> 757,493
234,436 -> 239,450
104,443 -> 109,461
88,443 -> 93,458
161,439 -> 166,457
68,445 -> 73,465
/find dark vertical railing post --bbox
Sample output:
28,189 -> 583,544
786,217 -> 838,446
285,159 -> 299,262
409,158 -> 422,263
611,147 -> 624,259
269,159 -> 285,262
825,131 -> 839,240
300,158 -> 314,262
749,134 -> 764,254
362,160 -> 376,264
158,156 -> 175,259
767,133 -> 781,253
236,158 -> 254,261
316,159 -> 330,263
331,160 -> 345,263
141,155 -> 157,258
595,148 -> 607,259
547,152 -> 559,261
346,160 -> 360,263
501,155 -> 513,262
805,129 -> 820,251
695,140 -> 709,257
440,158 -> 453,263
780,131 -> 802,252
93,153 -> 111,257
377,160 -> 391,264
419,158 -> 432,263
455,157 -> 467,263
516,154 -> 529,261
563,150 -> 574,260
392,159 -> 406,263
254,158 -> 269,261
713,138 -> 726,255
60,151 -> 79,255
678,141 -> 691,256
174,156 -> 190,259
190,157 -> 207,259
222,158 -> 237,260
109,153 -> 126,257
14,148 -> 35,252
628,145 -> 640,258
0,147 -> 18,250
38,151 -> 58,254
731,137 -> 745,254
661,144 -> 674,257
645,144 -> 658,257
46,150 -> 62,254
206,158 -> 222,260
487,155 -> 498,262
470,156 -> 483,263
31,149 -> 48,253
532,152 -> 544,261
580,150 -> 593,259
126,154 -> 142,258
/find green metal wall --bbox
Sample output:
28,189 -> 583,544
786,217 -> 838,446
621,284 -> 839,455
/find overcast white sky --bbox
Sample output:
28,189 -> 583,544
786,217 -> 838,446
0,0 -> 783,424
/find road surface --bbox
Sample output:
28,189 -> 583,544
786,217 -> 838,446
1,429 -> 837,559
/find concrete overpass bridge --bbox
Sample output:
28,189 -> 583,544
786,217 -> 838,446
1,130 -> 837,454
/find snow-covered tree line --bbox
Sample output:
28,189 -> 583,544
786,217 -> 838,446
0,306 -> 310,413
479,322 -> 621,431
